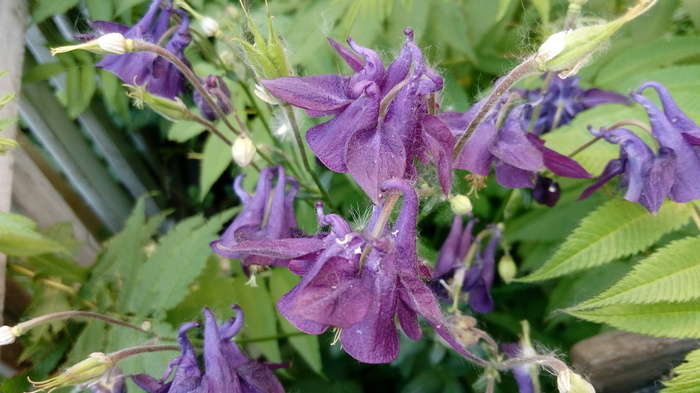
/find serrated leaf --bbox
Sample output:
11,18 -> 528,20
573,236 -> 700,311
87,197 -> 170,298
568,301 -> 700,339
0,212 -> 68,257
232,275 -> 282,363
121,209 -> 235,316
199,133 -> 232,201
596,36 -> 700,89
167,119 -> 206,142
269,270 -> 323,375
32,0 -> 80,23
0,92 -> 16,109
520,200 -> 692,282
663,348 -> 700,392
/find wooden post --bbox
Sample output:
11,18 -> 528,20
0,0 -> 28,332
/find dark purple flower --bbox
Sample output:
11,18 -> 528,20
277,179 -> 481,364
194,75 -> 232,121
88,0 -> 192,99
431,216 -> 500,314
261,29 -> 453,203
211,166 -> 324,267
580,127 -> 677,214
515,74 -> 630,135
132,305 -> 286,393
581,82 -> 700,214
532,174 -> 561,207
448,103 -> 591,189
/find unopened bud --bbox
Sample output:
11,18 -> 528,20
498,255 -> 517,283
0,325 -> 22,345
201,17 -> 221,37
232,136 -> 256,167
449,195 -> 473,215
51,33 -> 133,56
125,84 -> 191,121
536,0 -> 657,77
30,352 -> 115,392
557,368 -> 595,393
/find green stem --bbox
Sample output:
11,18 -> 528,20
111,345 -> 180,363
453,57 -> 540,161
281,104 -> 333,207
16,311 -> 149,336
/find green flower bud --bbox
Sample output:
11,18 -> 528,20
234,2 -> 292,79
498,255 -> 517,284
30,352 -> 115,392
449,194 -> 473,215
125,84 -> 191,121
536,0 -> 657,77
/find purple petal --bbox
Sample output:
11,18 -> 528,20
328,37 -> 365,72
345,124 -> 407,204
490,107 -> 544,171
639,147 -> 677,214
454,118 -> 497,175
494,160 -> 535,188
581,88 -> 631,108
580,158 -> 626,200
306,88 -> 381,173
421,115 -> 455,194
526,133 -> 591,178
261,75 -> 351,116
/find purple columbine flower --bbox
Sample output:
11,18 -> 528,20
432,216 -> 500,314
194,75 -> 233,121
86,0 -> 191,99
276,179 -> 482,364
211,166 -> 325,268
515,74 -> 630,135
448,103 -> 591,189
261,28 -> 453,203
132,305 -> 286,393
581,82 -> 700,214
501,343 -> 535,393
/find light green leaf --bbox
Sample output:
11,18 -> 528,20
232,275 -> 282,363
531,0 -> 550,25
595,36 -> 700,89
0,212 -> 68,257
664,348 -> 700,392
85,0 -> 113,21
269,270 -> 323,375
573,236 -> 700,310
199,133 -> 232,201
122,209 -> 235,316
0,92 -> 16,110
568,301 -> 700,339
115,0 -> 149,16
167,119 -> 206,142
520,200 -> 692,282
32,0 -> 80,23
496,0 -> 513,21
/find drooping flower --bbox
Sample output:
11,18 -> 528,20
211,166 -> 324,267
448,103 -> 591,189
132,305 -> 286,393
431,215 -> 501,314
194,75 -> 233,121
277,179 -> 481,364
515,74 -> 630,135
261,29 -> 453,203
86,0 -> 192,99
580,82 -> 700,214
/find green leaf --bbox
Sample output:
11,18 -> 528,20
0,92 -> 16,110
269,270 -> 323,375
572,236 -> 700,310
568,301 -> 700,339
496,0 -> 513,21
115,0 -> 149,16
199,133 -> 232,201
85,0 -> 113,21
664,348 -> 700,392
520,200 -> 692,282
32,0 -> 80,23
167,119 -> 206,142
531,0 -> 550,25
0,212 -> 68,257
121,209 -> 235,316
232,275 -> 282,363
595,36 -> 700,89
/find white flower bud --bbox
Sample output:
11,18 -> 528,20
97,33 -> 127,55
51,33 -> 131,56
498,255 -> 517,283
232,136 -> 256,167
201,17 -> 220,37
0,325 -> 21,345
449,194 -> 473,215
